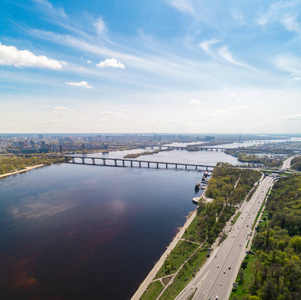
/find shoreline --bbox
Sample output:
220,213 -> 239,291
131,208 -> 198,300
0,164 -> 45,179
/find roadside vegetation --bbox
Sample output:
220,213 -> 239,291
142,164 -> 261,300
155,241 -> 199,278
232,211 -> 242,225
141,281 -> 164,300
231,174 -> 301,300
291,155 -> 301,171
0,155 -> 66,175
159,249 -> 207,300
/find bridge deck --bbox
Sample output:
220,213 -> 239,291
66,156 -> 216,171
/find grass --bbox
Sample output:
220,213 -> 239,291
230,254 -> 256,300
141,280 -> 164,300
160,249 -> 207,300
246,240 -> 250,248
252,188 -> 270,230
218,233 -> 228,245
162,276 -> 172,286
247,185 -> 259,202
232,211 -> 241,225
182,215 -> 201,243
155,240 -> 199,279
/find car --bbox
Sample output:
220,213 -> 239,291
220,282 -> 222,286
229,266 -> 231,269
247,225 -> 249,227
223,270 -> 226,274
217,265 -> 220,268
191,286 -> 194,290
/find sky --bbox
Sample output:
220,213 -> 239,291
1,0 -> 301,134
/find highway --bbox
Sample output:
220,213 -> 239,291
280,154 -> 299,171
176,175 -> 275,300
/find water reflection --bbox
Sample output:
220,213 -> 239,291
0,163 -> 199,300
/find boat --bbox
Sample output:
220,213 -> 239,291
192,197 -> 200,205
204,171 -> 210,177
195,182 -> 201,191
201,185 -> 206,190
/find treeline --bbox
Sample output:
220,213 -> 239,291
226,150 -> 285,167
186,164 -> 260,244
233,174 -> 301,300
0,156 -> 66,175
205,163 -> 261,205
123,148 -> 171,158
291,156 -> 301,171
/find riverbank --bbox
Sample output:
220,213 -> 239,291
131,209 -> 198,300
0,164 -> 45,178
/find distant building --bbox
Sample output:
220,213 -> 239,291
205,136 -> 215,142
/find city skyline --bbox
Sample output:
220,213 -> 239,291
1,0 -> 301,133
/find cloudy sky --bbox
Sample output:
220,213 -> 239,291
1,0 -> 301,133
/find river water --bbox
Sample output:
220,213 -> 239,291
0,140 -> 292,300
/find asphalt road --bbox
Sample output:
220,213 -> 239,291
281,154 -> 298,171
176,175 -> 274,300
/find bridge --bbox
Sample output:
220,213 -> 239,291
65,155 -> 215,171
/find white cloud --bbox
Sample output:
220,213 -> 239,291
87,60 -> 93,64
189,99 -> 201,104
65,81 -> 93,88
97,58 -> 125,69
229,105 -> 247,111
275,53 -> 301,75
256,1 -> 282,26
217,46 -> 251,68
198,39 -> 219,56
168,0 -> 194,15
54,106 -> 68,110
0,43 -> 64,69
231,9 -> 245,24
33,0 -> 67,19
281,14 -> 301,34
281,113 -> 301,120
94,17 -> 106,35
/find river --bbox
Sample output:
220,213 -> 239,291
0,139 -> 293,300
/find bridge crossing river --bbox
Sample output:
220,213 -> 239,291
66,155 -> 216,171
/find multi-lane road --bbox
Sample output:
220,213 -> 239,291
176,175 -> 275,300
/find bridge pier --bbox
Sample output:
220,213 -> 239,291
122,160 -> 125,167
156,163 -> 159,169
139,161 -> 141,168
175,164 -> 177,170
131,161 -> 133,167
82,158 -> 85,164
185,165 -> 187,170
103,159 -> 106,166
114,159 -> 117,166
166,163 -> 168,169
148,162 -> 150,168
92,158 -> 95,165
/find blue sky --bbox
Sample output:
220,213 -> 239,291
1,0 -> 301,133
